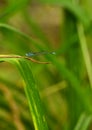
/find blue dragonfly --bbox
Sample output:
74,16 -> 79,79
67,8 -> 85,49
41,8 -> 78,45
25,51 -> 56,64
25,51 -> 56,57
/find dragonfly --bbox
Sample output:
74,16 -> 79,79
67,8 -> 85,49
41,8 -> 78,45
25,51 -> 56,64
25,51 -> 56,57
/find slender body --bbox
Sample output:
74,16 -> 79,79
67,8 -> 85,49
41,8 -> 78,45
25,51 -> 56,57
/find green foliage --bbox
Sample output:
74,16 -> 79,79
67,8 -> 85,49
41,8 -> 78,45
0,0 -> 92,130
0,58 -> 48,130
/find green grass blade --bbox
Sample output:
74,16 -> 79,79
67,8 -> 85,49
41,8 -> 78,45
0,23 -> 44,53
0,23 -> 45,47
16,59 -> 48,130
77,23 -> 92,89
0,57 -> 48,130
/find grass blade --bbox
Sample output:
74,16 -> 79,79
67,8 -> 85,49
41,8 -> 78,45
17,59 -> 48,130
0,57 -> 48,130
77,23 -> 92,89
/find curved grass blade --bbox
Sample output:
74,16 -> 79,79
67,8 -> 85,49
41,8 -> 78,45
77,23 -> 92,89
0,54 -> 50,64
0,57 -> 49,130
0,23 -> 45,51
16,59 -> 48,130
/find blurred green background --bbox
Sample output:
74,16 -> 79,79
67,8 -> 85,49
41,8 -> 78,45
0,0 -> 92,130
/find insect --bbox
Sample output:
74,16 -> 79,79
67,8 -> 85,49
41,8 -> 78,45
25,51 -> 56,64
25,51 -> 56,57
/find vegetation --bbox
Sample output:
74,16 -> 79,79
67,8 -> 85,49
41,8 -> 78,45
0,0 -> 92,130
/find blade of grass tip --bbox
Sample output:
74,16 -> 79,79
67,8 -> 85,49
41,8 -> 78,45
16,59 -> 48,130
77,23 -> 92,89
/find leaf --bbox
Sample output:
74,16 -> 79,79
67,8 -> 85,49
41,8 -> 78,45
0,57 -> 48,130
